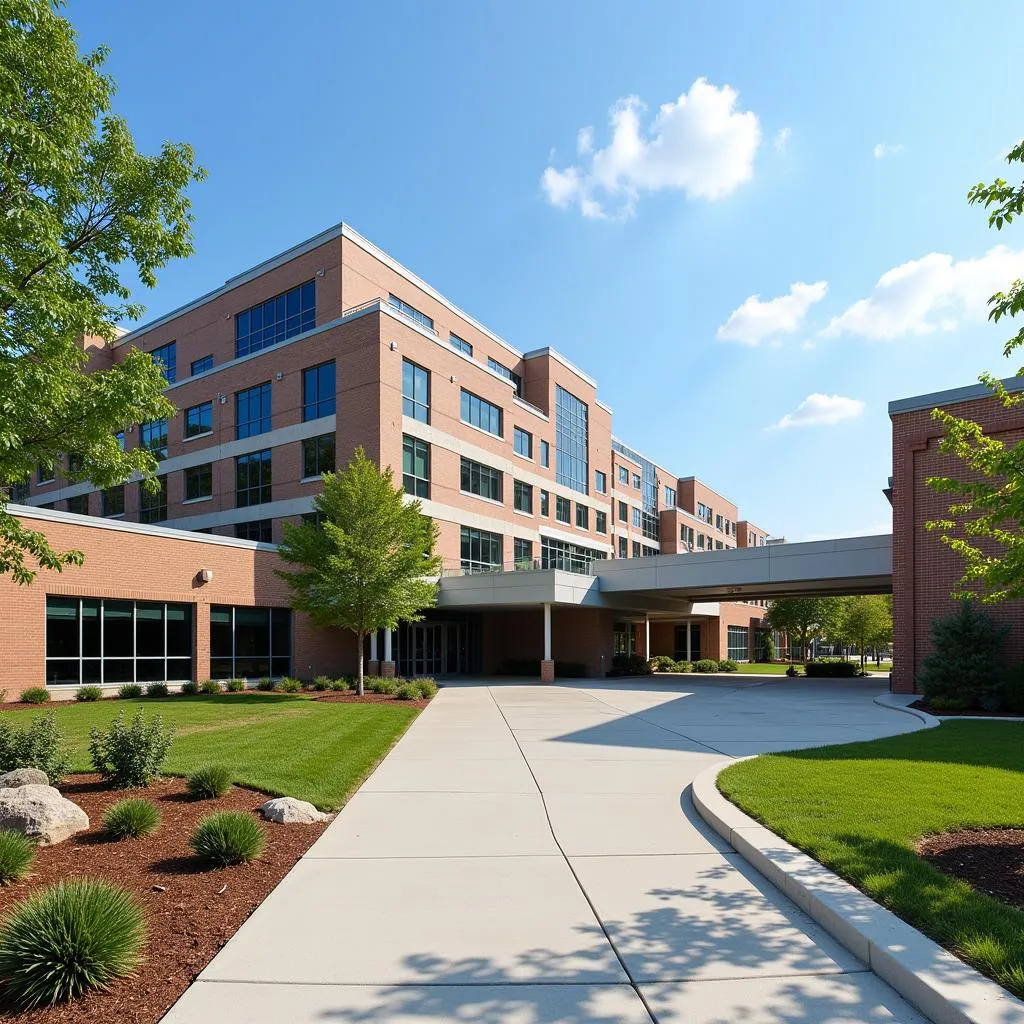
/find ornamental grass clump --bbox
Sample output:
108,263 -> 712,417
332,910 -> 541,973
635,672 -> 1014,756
0,879 -> 145,1010
256,677 -> 275,691
186,765 -> 232,800
117,683 -> 143,699
76,685 -> 103,702
189,811 -> 265,866
179,681 -> 199,695
225,678 -> 246,692
145,682 -> 169,698
88,710 -> 174,789
415,678 -> 438,699
0,830 -> 35,885
395,682 -> 419,701
199,679 -> 222,695
19,688 -> 49,704
102,799 -> 161,840
275,677 -> 302,693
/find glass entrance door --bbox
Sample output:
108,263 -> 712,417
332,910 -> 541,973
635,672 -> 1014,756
396,617 -> 482,677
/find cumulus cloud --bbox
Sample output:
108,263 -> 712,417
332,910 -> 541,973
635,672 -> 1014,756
773,127 -> 791,152
717,281 -> 828,346
821,245 -> 1024,340
541,78 -> 762,219
767,394 -> 865,430
873,142 -> 906,159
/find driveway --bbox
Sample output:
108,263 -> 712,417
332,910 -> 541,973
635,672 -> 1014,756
164,677 -> 930,1023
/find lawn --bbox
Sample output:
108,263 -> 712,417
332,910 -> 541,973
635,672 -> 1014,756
1,694 -> 419,810
730,662 -> 893,675
718,721 -> 1024,997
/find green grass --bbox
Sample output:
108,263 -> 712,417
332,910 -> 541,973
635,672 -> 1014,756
727,662 -> 893,675
718,721 -> 1024,997
0,694 -> 418,810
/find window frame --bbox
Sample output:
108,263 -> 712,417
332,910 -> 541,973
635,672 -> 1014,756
184,463 -> 213,502
235,449 -> 272,508
302,361 -> 336,422
513,426 -> 533,459
235,281 -> 315,358
235,382 -> 272,440
402,435 -> 430,498
184,401 -> 213,439
460,388 -> 503,438
460,456 -> 503,503
302,433 -> 336,480
402,359 -> 430,423
513,480 -> 533,514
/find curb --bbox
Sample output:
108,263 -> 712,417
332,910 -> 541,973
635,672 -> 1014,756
872,692 -> 942,728
692,762 -> 1024,1024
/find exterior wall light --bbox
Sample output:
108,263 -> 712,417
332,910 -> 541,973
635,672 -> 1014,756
198,568 -> 214,583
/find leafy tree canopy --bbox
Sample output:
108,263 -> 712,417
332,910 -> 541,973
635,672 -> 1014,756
763,597 -> 842,660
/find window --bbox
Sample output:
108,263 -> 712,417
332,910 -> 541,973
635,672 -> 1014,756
514,538 -> 533,568
697,502 -> 712,524
487,357 -> 522,396
716,513 -> 724,531
595,470 -> 607,494
727,625 -> 749,662
67,452 -> 84,476
402,359 -> 430,423
513,480 -> 533,514
461,457 -> 502,501
67,494 -> 89,515
102,485 -> 124,517
555,495 -> 571,524
460,389 -> 502,436
235,520 -> 273,543
618,536 -> 628,558
302,511 -> 325,528
45,596 -> 193,686
139,478 -> 167,523
632,540 -> 641,558
151,341 -> 176,384
460,527 -> 502,573
576,503 -> 589,529
303,361 -> 336,421
697,534 -> 705,549
302,433 -> 335,478
236,383 -> 271,439
449,333 -> 472,356
140,418 -> 168,460
236,281 -> 315,358
716,540 -> 724,550
618,500 -> 627,522
632,473 -> 640,489
540,440 -> 550,468
191,354 -> 213,376
643,545 -> 659,557
540,490 -> 550,517
618,466 -> 629,485
514,427 -> 532,458
632,507 -> 641,528
8,481 -> 29,503
555,385 -> 588,494
681,524 -> 694,548
641,511 -> 659,542
664,486 -> 676,508
184,401 -> 213,439
236,450 -> 272,507
596,510 -> 607,534
37,464 -> 54,484
402,435 -> 430,498
211,605 -> 291,679
388,293 -> 434,331
185,463 -> 212,501
541,537 -> 605,574
115,431 -> 125,451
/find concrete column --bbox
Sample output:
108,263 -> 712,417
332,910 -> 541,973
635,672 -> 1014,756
381,627 -> 395,678
686,620 -> 692,662
644,616 -> 650,660
370,632 -> 378,661
367,630 -> 380,678
541,603 -> 554,683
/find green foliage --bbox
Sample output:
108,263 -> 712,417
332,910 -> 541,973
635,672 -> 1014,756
764,598 -> 843,661
276,448 -> 442,694
917,600 -> 1009,709
312,676 -> 332,692
368,678 -> 397,695
1000,664 -> 1024,714
673,660 -> 693,673
180,681 -> 199,695
692,658 -> 719,673
717,659 -> 739,672
199,679 -> 222,695
186,764 -> 232,799
414,679 -> 439,699
117,683 -> 143,699
144,683 -> 168,698
102,798 -> 161,840
0,0 -> 204,585
0,830 -> 35,885
835,595 -> 893,668
275,677 -> 302,693
803,660 -> 860,678
19,687 -> 50,704
649,655 -> 677,672
329,678 -> 350,692
88,709 -> 174,788
256,677 -> 276,692
189,811 -> 265,866
761,632 -> 776,663
395,682 -> 419,700
609,654 -> 652,676
0,712 -> 71,783
76,685 -> 103,703
0,878 -> 145,1009
225,678 -> 246,692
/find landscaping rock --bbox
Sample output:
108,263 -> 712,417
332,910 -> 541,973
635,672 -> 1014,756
259,797 -> 329,824
0,784 -> 88,845
0,768 -> 49,789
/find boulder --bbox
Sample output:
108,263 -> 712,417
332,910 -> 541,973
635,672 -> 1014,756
259,797 -> 329,824
0,768 -> 49,789
0,784 -> 89,845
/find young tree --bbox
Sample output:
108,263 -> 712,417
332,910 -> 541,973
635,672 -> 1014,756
763,597 -> 841,662
838,595 -> 893,670
276,448 -> 442,695
926,139 -> 1024,601
0,0 -> 205,583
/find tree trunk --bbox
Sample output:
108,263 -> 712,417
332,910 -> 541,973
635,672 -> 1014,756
356,629 -> 365,697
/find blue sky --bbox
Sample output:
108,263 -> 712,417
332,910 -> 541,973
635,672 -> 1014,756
72,0 -> 1024,540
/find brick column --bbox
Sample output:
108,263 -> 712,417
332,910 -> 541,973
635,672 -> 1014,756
367,630 -> 379,677
540,659 -> 555,683
194,600 -> 210,682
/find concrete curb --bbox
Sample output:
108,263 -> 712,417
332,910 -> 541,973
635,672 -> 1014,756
872,692 -> 942,728
692,762 -> 1024,1024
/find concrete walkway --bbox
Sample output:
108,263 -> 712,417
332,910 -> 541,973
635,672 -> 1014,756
164,678 -> 931,1023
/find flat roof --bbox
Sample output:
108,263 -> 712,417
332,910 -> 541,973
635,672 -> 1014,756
888,375 -> 1024,415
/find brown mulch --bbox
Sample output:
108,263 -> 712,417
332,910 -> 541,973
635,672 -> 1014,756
314,691 -> 430,708
909,700 -> 1024,718
918,828 -> 1024,909
0,774 -> 329,1023
0,691 -> 431,712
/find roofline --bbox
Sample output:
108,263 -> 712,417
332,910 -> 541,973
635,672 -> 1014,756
888,375 -> 1024,415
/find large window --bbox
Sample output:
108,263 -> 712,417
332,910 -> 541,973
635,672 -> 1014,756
102,485 -> 124,517
67,494 -> 89,515
555,495 -> 571,524
540,440 -> 550,468
191,354 -> 213,376
450,333 -> 472,356
236,450 -> 272,507
460,457 -> 502,502
235,520 -> 273,543
388,294 -> 434,331
460,527 -> 502,573
302,433 -> 335,478
402,435 -> 430,498
555,385 -> 588,494
514,538 -> 533,567
185,463 -> 212,501
727,625 -> 749,662
540,490 -> 549,517
303,361 -> 336,421
402,359 -> 430,423
185,401 -> 213,439
460,389 -> 502,437
210,605 -> 291,679
236,383 -> 272,439
514,426 -> 532,458
151,342 -> 176,384
596,510 -> 607,534
575,503 -> 589,530
236,281 -> 315,358
487,357 -> 522,396
139,478 -> 167,523
664,486 -> 677,508
595,470 -> 607,494
513,480 -> 533,514
45,596 -> 192,685
140,418 -> 168,460
541,537 -> 605,574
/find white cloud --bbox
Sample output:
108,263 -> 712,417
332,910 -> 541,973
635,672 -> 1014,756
541,78 -> 762,219
717,280 -> 828,346
773,127 -> 791,152
821,245 -> 1024,341
873,142 -> 906,159
767,393 -> 865,430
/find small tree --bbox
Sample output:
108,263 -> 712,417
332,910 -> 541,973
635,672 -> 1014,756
763,597 -> 841,662
838,595 -> 893,670
276,448 -> 442,695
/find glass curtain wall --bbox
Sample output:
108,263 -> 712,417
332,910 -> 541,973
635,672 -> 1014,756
210,605 -> 292,679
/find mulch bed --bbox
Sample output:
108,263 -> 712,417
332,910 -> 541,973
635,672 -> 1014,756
918,828 -> 1024,909
0,691 -> 431,712
314,691 -> 430,708
909,700 -> 1024,718
0,774 -> 329,1023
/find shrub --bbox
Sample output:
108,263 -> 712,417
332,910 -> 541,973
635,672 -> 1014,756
329,678 -> 349,692
102,798 -> 161,840
88,710 -> 174,788
276,677 -> 302,693
926,694 -> 971,711
180,680 -> 199,695
415,678 -> 439,699
692,659 -> 719,673
609,654 -> 653,677
225,678 -> 246,692
0,713 -> 72,784
673,660 -> 693,673
186,765 -> 232,799
1000,664 -> 1024,714
0,830 -> 35,885
189,811 -> 266,866
917,599 -> 1009,710
199,679 -> 222,695
0,879 -> 145,1009
761,633 -> 777,663
145,682 -> 169,698
649,655 -> 676,672
19,687 -> 50,704
786,664 -> 800,677
368,678 -> 398,695
312,676 -> 332,692
76,685 -> 103,703
803,660 -> 863,678
256,677 -> 276,691
118,683 -> 143,699
717,659 -> 739,673
395,682 -> 419,700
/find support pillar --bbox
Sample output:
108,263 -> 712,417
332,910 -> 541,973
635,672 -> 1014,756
367,631 -> 380,677
686,620 -> 692,662
381,628 -> 395,678
644,615 -> 650,660
541,602 -> 555,683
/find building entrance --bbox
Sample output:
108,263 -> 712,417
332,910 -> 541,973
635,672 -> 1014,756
395,616 -> 481,677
